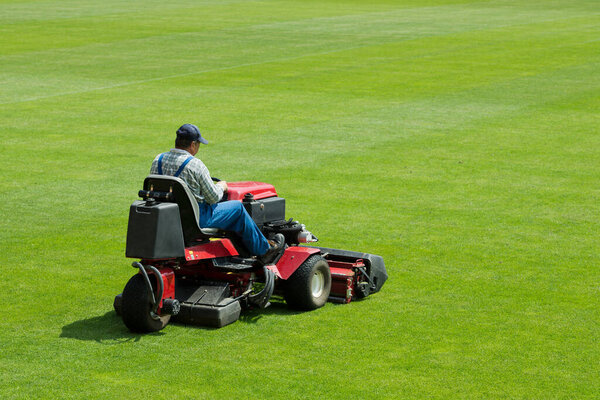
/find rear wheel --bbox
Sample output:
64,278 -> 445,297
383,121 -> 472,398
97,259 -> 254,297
284,255 -> 331,310
121,273 -> 170,333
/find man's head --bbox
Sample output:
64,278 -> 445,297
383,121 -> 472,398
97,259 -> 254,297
175,124 -> 208,155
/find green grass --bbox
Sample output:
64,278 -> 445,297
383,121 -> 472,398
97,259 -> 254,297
1,0 -> 599,398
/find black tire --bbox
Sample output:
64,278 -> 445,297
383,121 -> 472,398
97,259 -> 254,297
284,255 -> 331,310
121,273 -> 170,333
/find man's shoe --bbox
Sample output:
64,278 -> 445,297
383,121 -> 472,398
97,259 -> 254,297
257,233 -> 285,266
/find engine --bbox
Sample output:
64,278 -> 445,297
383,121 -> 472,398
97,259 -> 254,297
227,181 -> 318,245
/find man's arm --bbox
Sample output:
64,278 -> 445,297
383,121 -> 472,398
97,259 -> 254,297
149,154 -> 160,174
216,180 -> 228,193
194,161 -> 224,204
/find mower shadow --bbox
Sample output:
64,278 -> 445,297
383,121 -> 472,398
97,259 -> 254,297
60,302 -> 331,338
238,300 -> 305,324
60,311 -> 164,344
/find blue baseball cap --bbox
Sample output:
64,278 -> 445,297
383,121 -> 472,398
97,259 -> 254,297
176,124 -> 208,144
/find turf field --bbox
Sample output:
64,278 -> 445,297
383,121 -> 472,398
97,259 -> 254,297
1,0 -> 599,398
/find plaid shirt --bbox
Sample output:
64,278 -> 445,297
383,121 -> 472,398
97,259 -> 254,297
150,148 -> 224,204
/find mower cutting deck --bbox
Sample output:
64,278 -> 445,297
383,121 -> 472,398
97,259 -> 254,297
114,175 -> 387,332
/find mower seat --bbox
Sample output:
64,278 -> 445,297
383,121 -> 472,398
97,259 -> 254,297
143,175 -> 226,245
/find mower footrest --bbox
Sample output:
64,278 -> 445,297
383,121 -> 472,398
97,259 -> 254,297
212,257 -> 257,272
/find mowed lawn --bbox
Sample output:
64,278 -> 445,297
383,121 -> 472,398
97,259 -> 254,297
1,0 -> 599,398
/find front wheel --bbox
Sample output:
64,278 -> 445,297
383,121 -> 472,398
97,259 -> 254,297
284,255 -> 331,310
121,273 -> 170,333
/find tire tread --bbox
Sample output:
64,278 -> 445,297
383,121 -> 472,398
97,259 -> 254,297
121,274 -> 170,333
284,255 -> 331,310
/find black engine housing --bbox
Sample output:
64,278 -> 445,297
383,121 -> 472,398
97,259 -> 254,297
242,196 -> 286,228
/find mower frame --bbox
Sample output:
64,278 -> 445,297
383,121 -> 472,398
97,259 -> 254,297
114,175 -> 387,332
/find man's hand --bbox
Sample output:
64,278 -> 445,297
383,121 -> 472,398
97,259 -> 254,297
216,180 -> 228,192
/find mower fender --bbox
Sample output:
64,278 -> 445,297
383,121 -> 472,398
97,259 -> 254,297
147,267 -> 176,311
184,239 -> 239,261
274,246 -> 321,280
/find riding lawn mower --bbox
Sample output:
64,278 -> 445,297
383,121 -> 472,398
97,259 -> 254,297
113,175 -> 387,332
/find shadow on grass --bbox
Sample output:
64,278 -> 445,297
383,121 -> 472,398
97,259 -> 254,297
61,300 -> 332,339
60,311 -> 164,344
238,300 -> 306,324
173,300 -> 309,326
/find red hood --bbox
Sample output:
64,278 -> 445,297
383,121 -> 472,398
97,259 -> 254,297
226,181 -> 277,201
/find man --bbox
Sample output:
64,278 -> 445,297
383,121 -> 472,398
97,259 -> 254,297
150,123 -> 284,265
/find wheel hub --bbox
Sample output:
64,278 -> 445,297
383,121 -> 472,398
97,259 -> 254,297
311,270 -> 325,298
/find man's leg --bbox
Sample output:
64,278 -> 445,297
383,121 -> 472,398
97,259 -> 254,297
203,201 -> 270,256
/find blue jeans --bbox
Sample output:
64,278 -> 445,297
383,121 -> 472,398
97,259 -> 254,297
198,201 -> 270,256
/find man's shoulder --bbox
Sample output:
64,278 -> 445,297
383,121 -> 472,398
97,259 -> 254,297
187,156 -> 207,171
150,149 -> 205,172
151,153 -> 163,162
152,150 -> 174,160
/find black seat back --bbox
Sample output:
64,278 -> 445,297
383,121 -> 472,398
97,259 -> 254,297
143,174 -> 208,246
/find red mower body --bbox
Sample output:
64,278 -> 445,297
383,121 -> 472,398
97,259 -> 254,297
114,176 -> 387,332
226,181 -> 278,201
